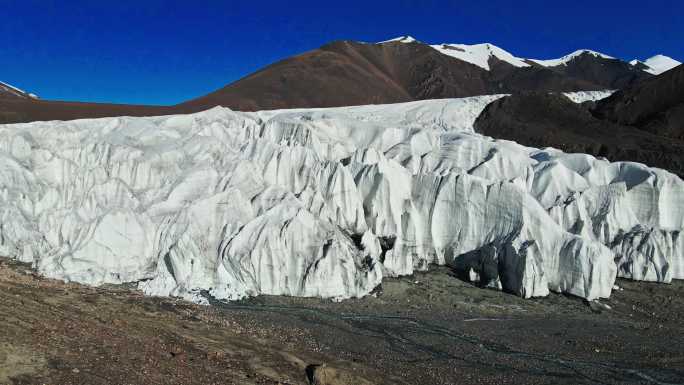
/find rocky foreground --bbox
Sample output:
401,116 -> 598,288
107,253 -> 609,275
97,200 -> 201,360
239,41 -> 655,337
2,257 -> 683,385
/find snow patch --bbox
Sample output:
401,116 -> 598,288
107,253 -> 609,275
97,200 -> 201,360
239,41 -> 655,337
630,55 -> 681,75
0,81 -> 36,99
563,90 -> 615,104
378,35 -> 417,44
529,50 -> 615,67
430,43 -> 530,71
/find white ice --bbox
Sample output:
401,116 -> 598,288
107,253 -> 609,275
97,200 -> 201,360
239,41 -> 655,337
1,95 -> 682,304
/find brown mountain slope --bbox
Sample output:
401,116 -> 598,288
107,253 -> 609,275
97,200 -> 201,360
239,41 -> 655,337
176,40 -> 490,112
594,64 -> 684,139
0,81 -> 35,100
177,40 -> 651,112
0,98 -> 171,124
176,42 -> 413,112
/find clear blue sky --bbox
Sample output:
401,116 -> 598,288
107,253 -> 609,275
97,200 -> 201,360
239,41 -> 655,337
2,0 -> 682,105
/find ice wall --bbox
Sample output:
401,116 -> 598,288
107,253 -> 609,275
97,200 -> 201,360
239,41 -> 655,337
1,96 -> 681,302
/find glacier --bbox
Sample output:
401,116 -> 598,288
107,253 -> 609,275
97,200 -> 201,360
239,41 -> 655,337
1,95 -> 682,303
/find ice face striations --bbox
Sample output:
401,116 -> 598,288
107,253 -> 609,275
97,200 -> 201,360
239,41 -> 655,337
1,96 -> 682,303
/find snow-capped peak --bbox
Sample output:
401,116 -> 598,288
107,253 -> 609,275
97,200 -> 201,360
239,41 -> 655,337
529,50 -> 615,67
630,55 -> 681,75
430,43 -> 530,71
373,36 -> 681,76
378,35 -> 418,44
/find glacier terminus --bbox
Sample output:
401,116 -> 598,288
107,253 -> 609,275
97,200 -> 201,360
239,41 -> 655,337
1,94 -> 682,304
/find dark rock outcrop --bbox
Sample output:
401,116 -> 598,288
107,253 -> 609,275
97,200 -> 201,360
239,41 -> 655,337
593,64 -> 684,140
474,92 -> 684,177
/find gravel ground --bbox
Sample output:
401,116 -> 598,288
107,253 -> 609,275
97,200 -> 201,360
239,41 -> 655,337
1,258 -> 683,385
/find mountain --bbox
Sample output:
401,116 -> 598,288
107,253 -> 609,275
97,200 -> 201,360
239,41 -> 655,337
0,98 -> 171,124
474,64 -> 684,177
0,81 -> 38,100
629,55 -> 681,75
0,36 -> 675,123
594,63 -> 684,140
176,40 -> 419,112
177,38 -> 652,112
524,49 -> 648,90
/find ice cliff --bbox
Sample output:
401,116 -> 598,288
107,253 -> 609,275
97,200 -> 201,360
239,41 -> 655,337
1,95 -> 682,303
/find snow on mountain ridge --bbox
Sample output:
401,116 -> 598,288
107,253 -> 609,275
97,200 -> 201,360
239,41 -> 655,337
1,96 -> 682,304
0,80 -> 38,99
375,37 -> 630,71
430,43 -> 530,71
630,55 -> 681,75
378,35 -> 418,44
528,50 -> 615,67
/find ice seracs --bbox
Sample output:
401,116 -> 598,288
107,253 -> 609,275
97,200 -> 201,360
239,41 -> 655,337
630,55 -> 681,75
1,96 -> 682,304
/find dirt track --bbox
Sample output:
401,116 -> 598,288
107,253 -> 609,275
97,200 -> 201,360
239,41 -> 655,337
1,258 -> 683,385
